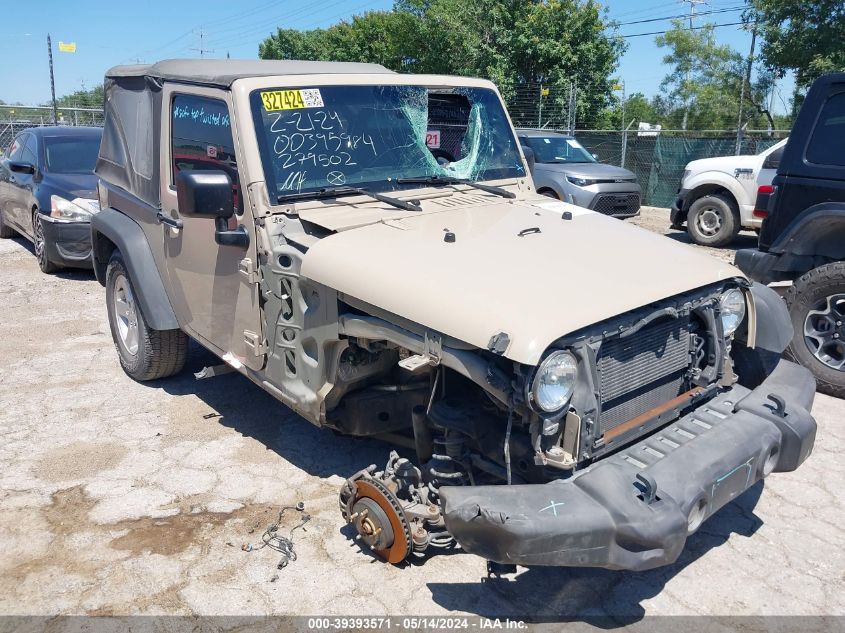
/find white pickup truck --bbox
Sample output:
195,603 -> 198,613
670,138 -> 788,247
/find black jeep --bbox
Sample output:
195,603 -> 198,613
736,72 -> 845,397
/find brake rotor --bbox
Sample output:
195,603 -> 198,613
350,478 -> 412,564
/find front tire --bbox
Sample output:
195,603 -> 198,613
784,261 -> 845,399
106,251 -> 188,381
33,212 -> 59,273
687,194 -> 740,247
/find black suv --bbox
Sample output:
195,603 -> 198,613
736,72 -> 845,397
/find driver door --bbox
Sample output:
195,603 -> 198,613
159,85 -> 264,371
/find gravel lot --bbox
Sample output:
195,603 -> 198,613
0,206 -> 843,620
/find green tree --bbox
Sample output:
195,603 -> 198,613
655,20 -> 776,130
259,0 -> 625,120
752,0 -> 845,89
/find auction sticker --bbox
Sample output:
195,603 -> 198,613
260,89 -> 324,111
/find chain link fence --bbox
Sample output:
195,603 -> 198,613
1,101 -> 790,208
573,130 -> 789,207
504,81 -> 577,132
0,106 -> 105,153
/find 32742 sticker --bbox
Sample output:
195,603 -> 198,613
260,89 -> 324,111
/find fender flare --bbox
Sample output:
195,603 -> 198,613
750,282 -> 792,354
682,171 -> 748,213
770,203 -> 845,262
90,208 -> 179,331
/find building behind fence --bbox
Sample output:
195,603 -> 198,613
2,100 -> 789,208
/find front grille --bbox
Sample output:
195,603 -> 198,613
597,317 -> 690,436
591,193 -> 641,217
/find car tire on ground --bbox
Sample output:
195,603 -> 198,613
0,209 -> 15,238
33,212 -> 58,274
784,261 -> 845,399
686,194 -> 740,247
539,189 -> 559,199
105,250 -> 188,381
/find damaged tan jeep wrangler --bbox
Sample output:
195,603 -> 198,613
92,60 -> 816,571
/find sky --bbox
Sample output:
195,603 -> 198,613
0,0 -> 795,115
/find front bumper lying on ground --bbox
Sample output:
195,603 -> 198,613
40,217 -> 93,268
440,359 -> 816,571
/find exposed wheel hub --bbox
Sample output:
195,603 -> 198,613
339,451 -> 454,564
804,293 -> 845,371
351,496 -> 394,551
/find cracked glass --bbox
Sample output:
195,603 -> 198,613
250,85 -> 525,200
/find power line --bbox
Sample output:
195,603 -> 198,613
621,20 -> 750,38
615,6 -> 744,26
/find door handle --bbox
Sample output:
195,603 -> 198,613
157,211 -> 183,230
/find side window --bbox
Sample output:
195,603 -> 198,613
7,134 -> 25,160
806,92 -> 845,167
762,145 -> 784,170
19,135 -> 37,165
171,94 -> 240,211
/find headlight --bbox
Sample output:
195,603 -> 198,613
719,288 -> 747,336
531,351 -> 578,413
566,175 -> 595,187
50,196 -> 100,222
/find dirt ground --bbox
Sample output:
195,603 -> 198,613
0,206 -> 843,620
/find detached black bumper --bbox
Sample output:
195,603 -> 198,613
669,189 -> 690,227
40,218 -> 93,268
440,360 -> 816,571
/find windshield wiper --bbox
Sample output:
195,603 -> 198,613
396,175 -> 516,199
277,186 -> 422,212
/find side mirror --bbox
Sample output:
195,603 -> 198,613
175,170 -> 248,248
521,145 -> 535,174
176,170 -> 234,219
592,153 -> 599,160
9,161 -> 35,175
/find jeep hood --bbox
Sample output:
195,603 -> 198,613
301,198 -> 744,365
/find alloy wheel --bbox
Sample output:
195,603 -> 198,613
112,274 -> 140,356
33,214 -> 48,268
804,293 -> 845,371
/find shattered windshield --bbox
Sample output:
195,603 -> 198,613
521,136 -> 596,164
250,85 -> 525,198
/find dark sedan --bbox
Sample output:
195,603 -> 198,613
0,126 -> 102,273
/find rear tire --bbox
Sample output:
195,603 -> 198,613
784,262 -> 845,399
0,209 -> 15,238
106,250 -> 188,381
687,194 -> 740,247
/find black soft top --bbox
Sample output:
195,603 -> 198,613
97,59 -> 393,208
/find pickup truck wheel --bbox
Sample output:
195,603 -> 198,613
106,251 -> 188,381
785,261 -> 845,398
687,194 -> 739,247
0,209 -> 15,238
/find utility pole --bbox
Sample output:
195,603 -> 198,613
735,22 -> 757,155
679,0 -> 708,131
190,28 -> 215,58
47,34 -> 58,125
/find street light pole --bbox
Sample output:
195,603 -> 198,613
47,34 -> 58,125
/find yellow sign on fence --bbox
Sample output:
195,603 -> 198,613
58,41 -> 77,53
